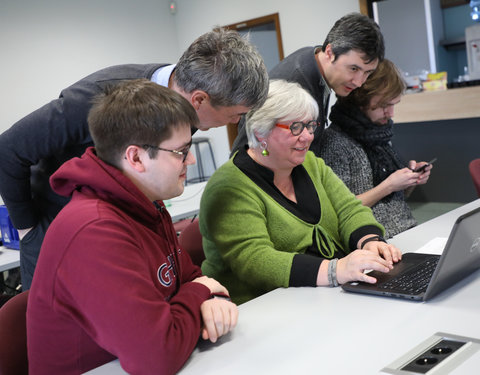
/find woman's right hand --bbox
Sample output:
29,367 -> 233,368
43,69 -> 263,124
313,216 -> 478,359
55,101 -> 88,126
336,250 -> 393,285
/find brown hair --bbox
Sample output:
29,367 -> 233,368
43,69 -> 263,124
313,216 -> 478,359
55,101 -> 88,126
88,79 -> 198,168
340,59 -> 406,110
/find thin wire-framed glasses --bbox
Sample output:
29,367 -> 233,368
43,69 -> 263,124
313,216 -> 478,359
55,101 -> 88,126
370,103 -> 394,111
275,121 -> 319,136
142,140 -> 192,163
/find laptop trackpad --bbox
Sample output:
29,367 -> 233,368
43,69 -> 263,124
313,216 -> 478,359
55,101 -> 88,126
368,253 -> 427,284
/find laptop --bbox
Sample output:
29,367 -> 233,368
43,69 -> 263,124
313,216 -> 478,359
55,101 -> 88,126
342,207 -> 480,301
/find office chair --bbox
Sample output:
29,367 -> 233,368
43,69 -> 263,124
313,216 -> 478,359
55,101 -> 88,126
185,137 -> 216,185
173,218 -> 192,236
0,290 -> 29,375
469,159 -> 480,197
178,218 -> 205,267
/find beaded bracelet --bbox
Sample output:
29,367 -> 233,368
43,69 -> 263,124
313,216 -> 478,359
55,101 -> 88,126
360,235 -> 387,250
327,258 -> 339,287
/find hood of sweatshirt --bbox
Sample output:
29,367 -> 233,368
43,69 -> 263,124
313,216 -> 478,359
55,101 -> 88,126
50,147 -> 162,226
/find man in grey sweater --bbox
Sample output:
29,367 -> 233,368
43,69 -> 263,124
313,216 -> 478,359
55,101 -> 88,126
0,29 -> 268,290
231,12 -> 385,156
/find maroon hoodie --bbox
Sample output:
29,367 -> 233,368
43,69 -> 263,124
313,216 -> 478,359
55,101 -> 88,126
27,147 -> 210,375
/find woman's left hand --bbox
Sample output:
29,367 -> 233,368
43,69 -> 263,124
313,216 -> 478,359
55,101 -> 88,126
409,160 -> 433,186
362,240 -> 402,265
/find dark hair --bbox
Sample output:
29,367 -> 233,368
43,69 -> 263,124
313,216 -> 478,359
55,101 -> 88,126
174,28 -> 269,109
339,59 -> 406,109
88,79 -> 199,167
322,13 -> 385,64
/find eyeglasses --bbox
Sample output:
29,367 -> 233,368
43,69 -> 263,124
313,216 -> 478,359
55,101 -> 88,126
371,101 -> 397,112
275,121 -> 319,136
142,141 -> 192,163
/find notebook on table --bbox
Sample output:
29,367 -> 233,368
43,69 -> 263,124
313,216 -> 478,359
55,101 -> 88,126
342,207 -> 480,301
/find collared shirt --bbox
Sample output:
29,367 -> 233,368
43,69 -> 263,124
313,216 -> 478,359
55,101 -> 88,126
151,64 -> 176,87
151,64 -> 198,136
320,72 -> 331,123
314,46 -> 332,116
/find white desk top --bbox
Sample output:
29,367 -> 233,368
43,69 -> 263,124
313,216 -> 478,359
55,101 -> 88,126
388,199 -> 480,251
85,199 -> 480,375
167,181 -> 206,222
0,246 -> 20,272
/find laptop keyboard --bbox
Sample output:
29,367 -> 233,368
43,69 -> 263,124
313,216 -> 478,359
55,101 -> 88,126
378,257 -> 440,294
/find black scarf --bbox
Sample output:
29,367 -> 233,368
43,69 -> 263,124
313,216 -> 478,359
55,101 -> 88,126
329,100 -> 406,187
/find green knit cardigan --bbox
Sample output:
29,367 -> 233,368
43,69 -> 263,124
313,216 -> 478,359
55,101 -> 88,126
200,152 -> 384,304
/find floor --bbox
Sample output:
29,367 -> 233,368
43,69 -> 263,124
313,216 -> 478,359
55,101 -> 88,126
409,201 -> 465,225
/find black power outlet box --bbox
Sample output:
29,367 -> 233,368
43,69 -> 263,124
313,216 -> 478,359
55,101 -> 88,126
401,339 -> 466,373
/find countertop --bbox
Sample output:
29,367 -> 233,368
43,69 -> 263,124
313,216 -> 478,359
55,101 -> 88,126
394,85 -> 480,124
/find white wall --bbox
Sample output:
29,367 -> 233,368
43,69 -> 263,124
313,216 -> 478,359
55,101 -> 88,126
0,0 -> 360,176
0,0 -> 179,130
374,0 -> 445,76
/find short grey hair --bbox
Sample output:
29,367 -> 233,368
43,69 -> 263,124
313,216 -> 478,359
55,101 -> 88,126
174,28 -> 269,109
246,80 -> 319,148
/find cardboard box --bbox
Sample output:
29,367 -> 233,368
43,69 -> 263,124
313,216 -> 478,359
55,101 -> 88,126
423,72 -> 448,91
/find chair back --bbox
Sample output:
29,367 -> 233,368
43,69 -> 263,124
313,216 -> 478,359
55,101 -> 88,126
0,290 -> 29,375
469,159 -> 480,197
173,218 -> 192,236
178,218 -> 205,267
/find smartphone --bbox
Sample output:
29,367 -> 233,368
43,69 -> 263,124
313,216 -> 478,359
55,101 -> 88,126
413,158 -> 437,173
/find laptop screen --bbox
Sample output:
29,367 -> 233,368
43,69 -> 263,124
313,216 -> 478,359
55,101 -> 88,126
425,207 -> 480,300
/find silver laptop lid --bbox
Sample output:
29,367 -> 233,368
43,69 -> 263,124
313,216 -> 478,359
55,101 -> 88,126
424,207 -> 480,300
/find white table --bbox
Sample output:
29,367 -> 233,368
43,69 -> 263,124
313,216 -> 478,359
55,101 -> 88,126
388,199 -> 480,251
167,181 -> 206,222
0,246 -> 20,272
85,199 -> 480,375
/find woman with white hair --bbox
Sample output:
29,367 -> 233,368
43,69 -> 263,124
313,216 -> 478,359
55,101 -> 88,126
199,80 -> 402,304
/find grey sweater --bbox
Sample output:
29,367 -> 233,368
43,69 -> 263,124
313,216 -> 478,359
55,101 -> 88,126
0,64 -> 166,229
319,123 -> 416,238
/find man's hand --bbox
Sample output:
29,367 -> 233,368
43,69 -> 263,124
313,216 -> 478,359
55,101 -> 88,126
409,160 -> 433,186
200,298 -> 238,343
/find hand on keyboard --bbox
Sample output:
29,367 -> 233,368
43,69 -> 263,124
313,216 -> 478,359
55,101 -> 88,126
362,240 -> 402,265
336,250 -> 394,285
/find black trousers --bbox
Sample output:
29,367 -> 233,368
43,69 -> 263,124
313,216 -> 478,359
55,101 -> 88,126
19,215 -> 52,290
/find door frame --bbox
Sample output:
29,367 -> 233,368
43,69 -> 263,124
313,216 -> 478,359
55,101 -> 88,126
219,13 -> 284,149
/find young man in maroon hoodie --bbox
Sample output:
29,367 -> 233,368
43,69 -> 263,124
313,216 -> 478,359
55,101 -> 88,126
27,79 -> 238,375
